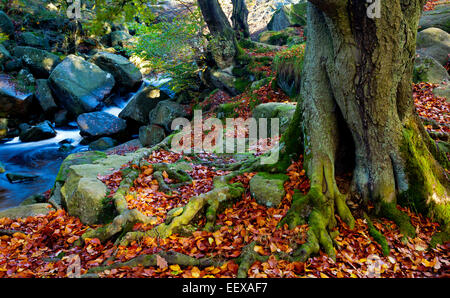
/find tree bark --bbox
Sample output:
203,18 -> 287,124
279,0 -> 449,258
231,0 -> 250,39
197,0 -> 239,69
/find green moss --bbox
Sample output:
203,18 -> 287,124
234,77 -> 251,92
379,202 -> 416,238
99,195 -> 118,224
255,172 -> 288,181
217,102 -> 240,118
364,213 -> 390,256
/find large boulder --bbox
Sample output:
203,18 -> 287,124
0,203 -> 55,220
77,111 -> 127,140
149,100 -> 189,131
49,55 -> 115,115
101,30 -> 133,47
252,102 -> 296,136
60,151 -> 144,224
0,11 -> 14,36
249,173 -> 288,207
89,52 -> 142,89
12,46 -> 60,77
119,86 -> 169,125
413,54 -> 450,84
416,27 -> 450,66
139,124 -> 166,147
35,79 -> 58,114
19,120 -> 56,142
0,74 -> 34,118
419,4 -> 450,33
267,1 -> 307,31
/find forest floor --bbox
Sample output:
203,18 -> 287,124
0,54 -> 449,278
0,0 -> 449,277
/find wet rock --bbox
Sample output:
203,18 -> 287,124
0,203 -> 55,219
119,86 -> 169,125
49,55 -> 115,116
3,58 -> 22,72
54,110 -> 69,127
19,120 -> 56,142
77,111 -> 127,140
0,43 -> 11,65
6,172 -> 38,183
0,74 -> 34,118
12,46 -> 60,77
139,124 -> 166,147
89,52 -> 142,89
249,173 -> 288,207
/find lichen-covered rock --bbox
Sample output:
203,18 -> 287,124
413,54 -> 449,84
77,111 -> 127,140
49,55 -> 115,116
249,173 -> 288,207
419,4 -> 450,33
416,27 -> 450,66
90,52 -> 142,89
12,46 -> 60,77
0,203 -> 55,219
119,86 -> 169,125
55,151 -> 107,184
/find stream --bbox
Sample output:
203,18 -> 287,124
0,76 -> 172,210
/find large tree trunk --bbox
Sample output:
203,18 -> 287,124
279,0 -> 449,259
198,0 -> 239,69
231,0 -> 250,39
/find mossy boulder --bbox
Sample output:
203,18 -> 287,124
12,46 -> 60,77
0,203 -> 55,220
419,4 -> 450,33
139,124 -> 166,147
16,32 -> 47,49
416,27 -> 450,66
55,151 -> 107,184
267,2 -> 307,31
149,100 -> 189,131
119,86 -> 169,125
413,54 -> 449,84
88,137 -> 118,151
89,52 -> 142,89
252,102 -> 297,136
249,172 -> 288,207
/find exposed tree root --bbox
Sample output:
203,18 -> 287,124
363,213 -> 390,256
119,175 -> 245,246
83,250 -> 225,277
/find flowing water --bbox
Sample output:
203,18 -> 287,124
0,76 -> 173,210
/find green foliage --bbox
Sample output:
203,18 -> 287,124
125,3 -> 207,93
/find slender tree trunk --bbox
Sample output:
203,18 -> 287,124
231,0 -> 250,39
197,0 -> 239,69
279,0 -> 449,259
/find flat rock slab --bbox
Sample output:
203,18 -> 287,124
0,203 -> 55,220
